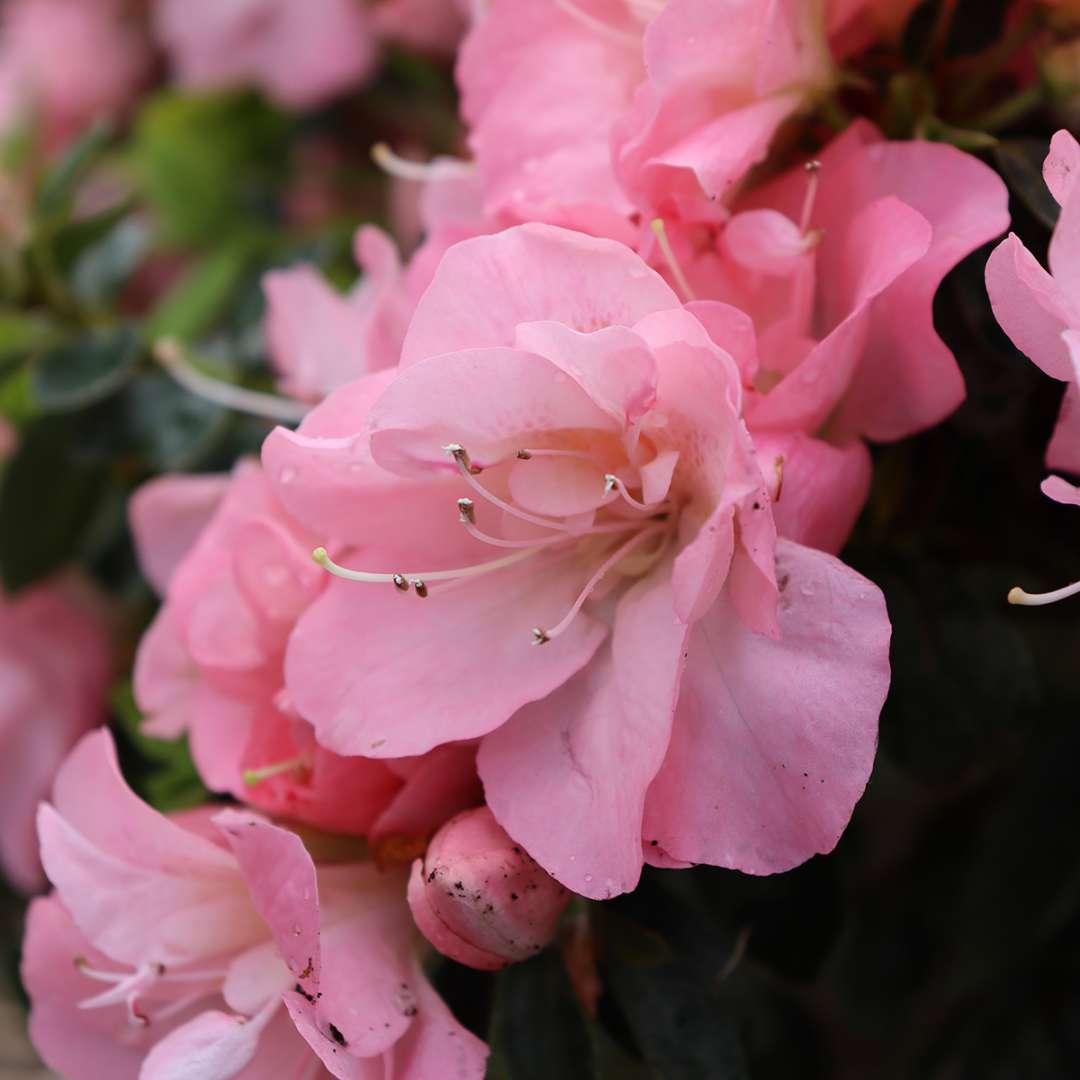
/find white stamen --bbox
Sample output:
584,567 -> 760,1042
554,0 -> 640,46
155,338 -> 310,424
533,524 -> 666,643
650,219 -> 697,302
602,473 -> 671,514
1008,579 -> 1080,606
313,544 -> 544,586
449,447 -> 581,533
799,160 -> 822,234
370,143 -> 474,183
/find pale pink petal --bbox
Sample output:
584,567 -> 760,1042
1047,382 -> 1080,473
986,233 -> 1080,383
1042,474 -> 1080,505
643,540 -> 890,874
479,569 -> 688,898
400,224 -> 678,366
129,474 -> 231,595
1044,129 -> 1080,207
284,556 -> 607,757
684,299 -> 759,384
216,812 -> 322,989
753,433 -> 872,554
368,347 -> 618,477
140,1005 -> 277,1080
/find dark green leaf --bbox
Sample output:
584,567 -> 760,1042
147,241 -> 260,342
487,951 -> 598,1080
994,139 -> 1061,230
0,417 -> 107,591
32,325 -> 140,412
132,90 -> 289,247
118,370 -> 229,471
34,120 -> 115,222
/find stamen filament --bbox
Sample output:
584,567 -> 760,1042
370,143 -> 472,183
650,219 -> 697,302
603,473 -> 670,514
313,544 -> 544,586
799,160 -> 822,234
1008,579 -> 1080,606
243,756 -> 310,786
154,338 -> 310,425
554,0 -> 640,46
451,450 -> 580,533
533,524 -> 665,644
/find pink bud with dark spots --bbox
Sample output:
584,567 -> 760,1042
407,807 -> 571,971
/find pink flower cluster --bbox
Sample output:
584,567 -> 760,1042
20,2 -> 1023,1078
988,129 -> 1080,607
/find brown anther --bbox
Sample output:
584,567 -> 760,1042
516,449 -> 533,460
457,498 -> 476,524
774,454 -> 785,502
392,573 -> 409,592
603,474 -> 618,494
804,159 -> 822,173
412,579 -> 429,598
531,628 -> 550,645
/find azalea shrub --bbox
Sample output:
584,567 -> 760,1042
0,1 -> 1079,1077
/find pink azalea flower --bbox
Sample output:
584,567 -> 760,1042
264,227 -> 414,402
987,129 -> 1080,475
407,807 -> 571,970
264,223 -> 892,899
663,120 -> 1010,444
458,0 -> 835,241
154,0 -> 377,110
24,731 -> 488,1079
130,463 -> 480,847
0,0 -> 150,150
0,577 -> 109,893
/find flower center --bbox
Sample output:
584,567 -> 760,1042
312,441 -> 676,643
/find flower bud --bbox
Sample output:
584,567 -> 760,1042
407,807 -> 570,971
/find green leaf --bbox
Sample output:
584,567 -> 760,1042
131,90 -> 289,247
0,417 -> 107,591
0,310 -> 62,363
118,370 -> 229,471
112,681 -> 211,813
994,139 -> 1061,230
34,120 -> 115,223
32,325 -> 140,413
147,241 -> 260,342
600,910 -> 749,1080
487,951 -> 600,1080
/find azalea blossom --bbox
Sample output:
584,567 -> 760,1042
987,128 -> 1080,607
458,0 -> 834,242
154,0 -> 377,110
672,120 -> 1012,446
0,577 -> 110,892
24,731 -> 488,1079
987,129 -> 1080,476
131,462 -> 480,851
264,223 -> 892,900
407,807 -> 570,970
0,0 -> 150,150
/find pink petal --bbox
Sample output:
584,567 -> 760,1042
830,138 -> 1009,441
752,433 -> 872,554
1044,129 -> 1080,207
140,1007 -> 272,1080
368,347 -> 618,477
986,233 -> 1080,382
512,321 -> 659,426
684,299 -> 759,384
643,540 -> 890,874
479,569 -> 689,899
129,474 -> 231,595
284,555 -> 607,757
400,224 -> 678,365
1042,474 -> 1080,506
23,897 -> 151,1079
38,732 -> 258,967
216,812 -> 322,990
